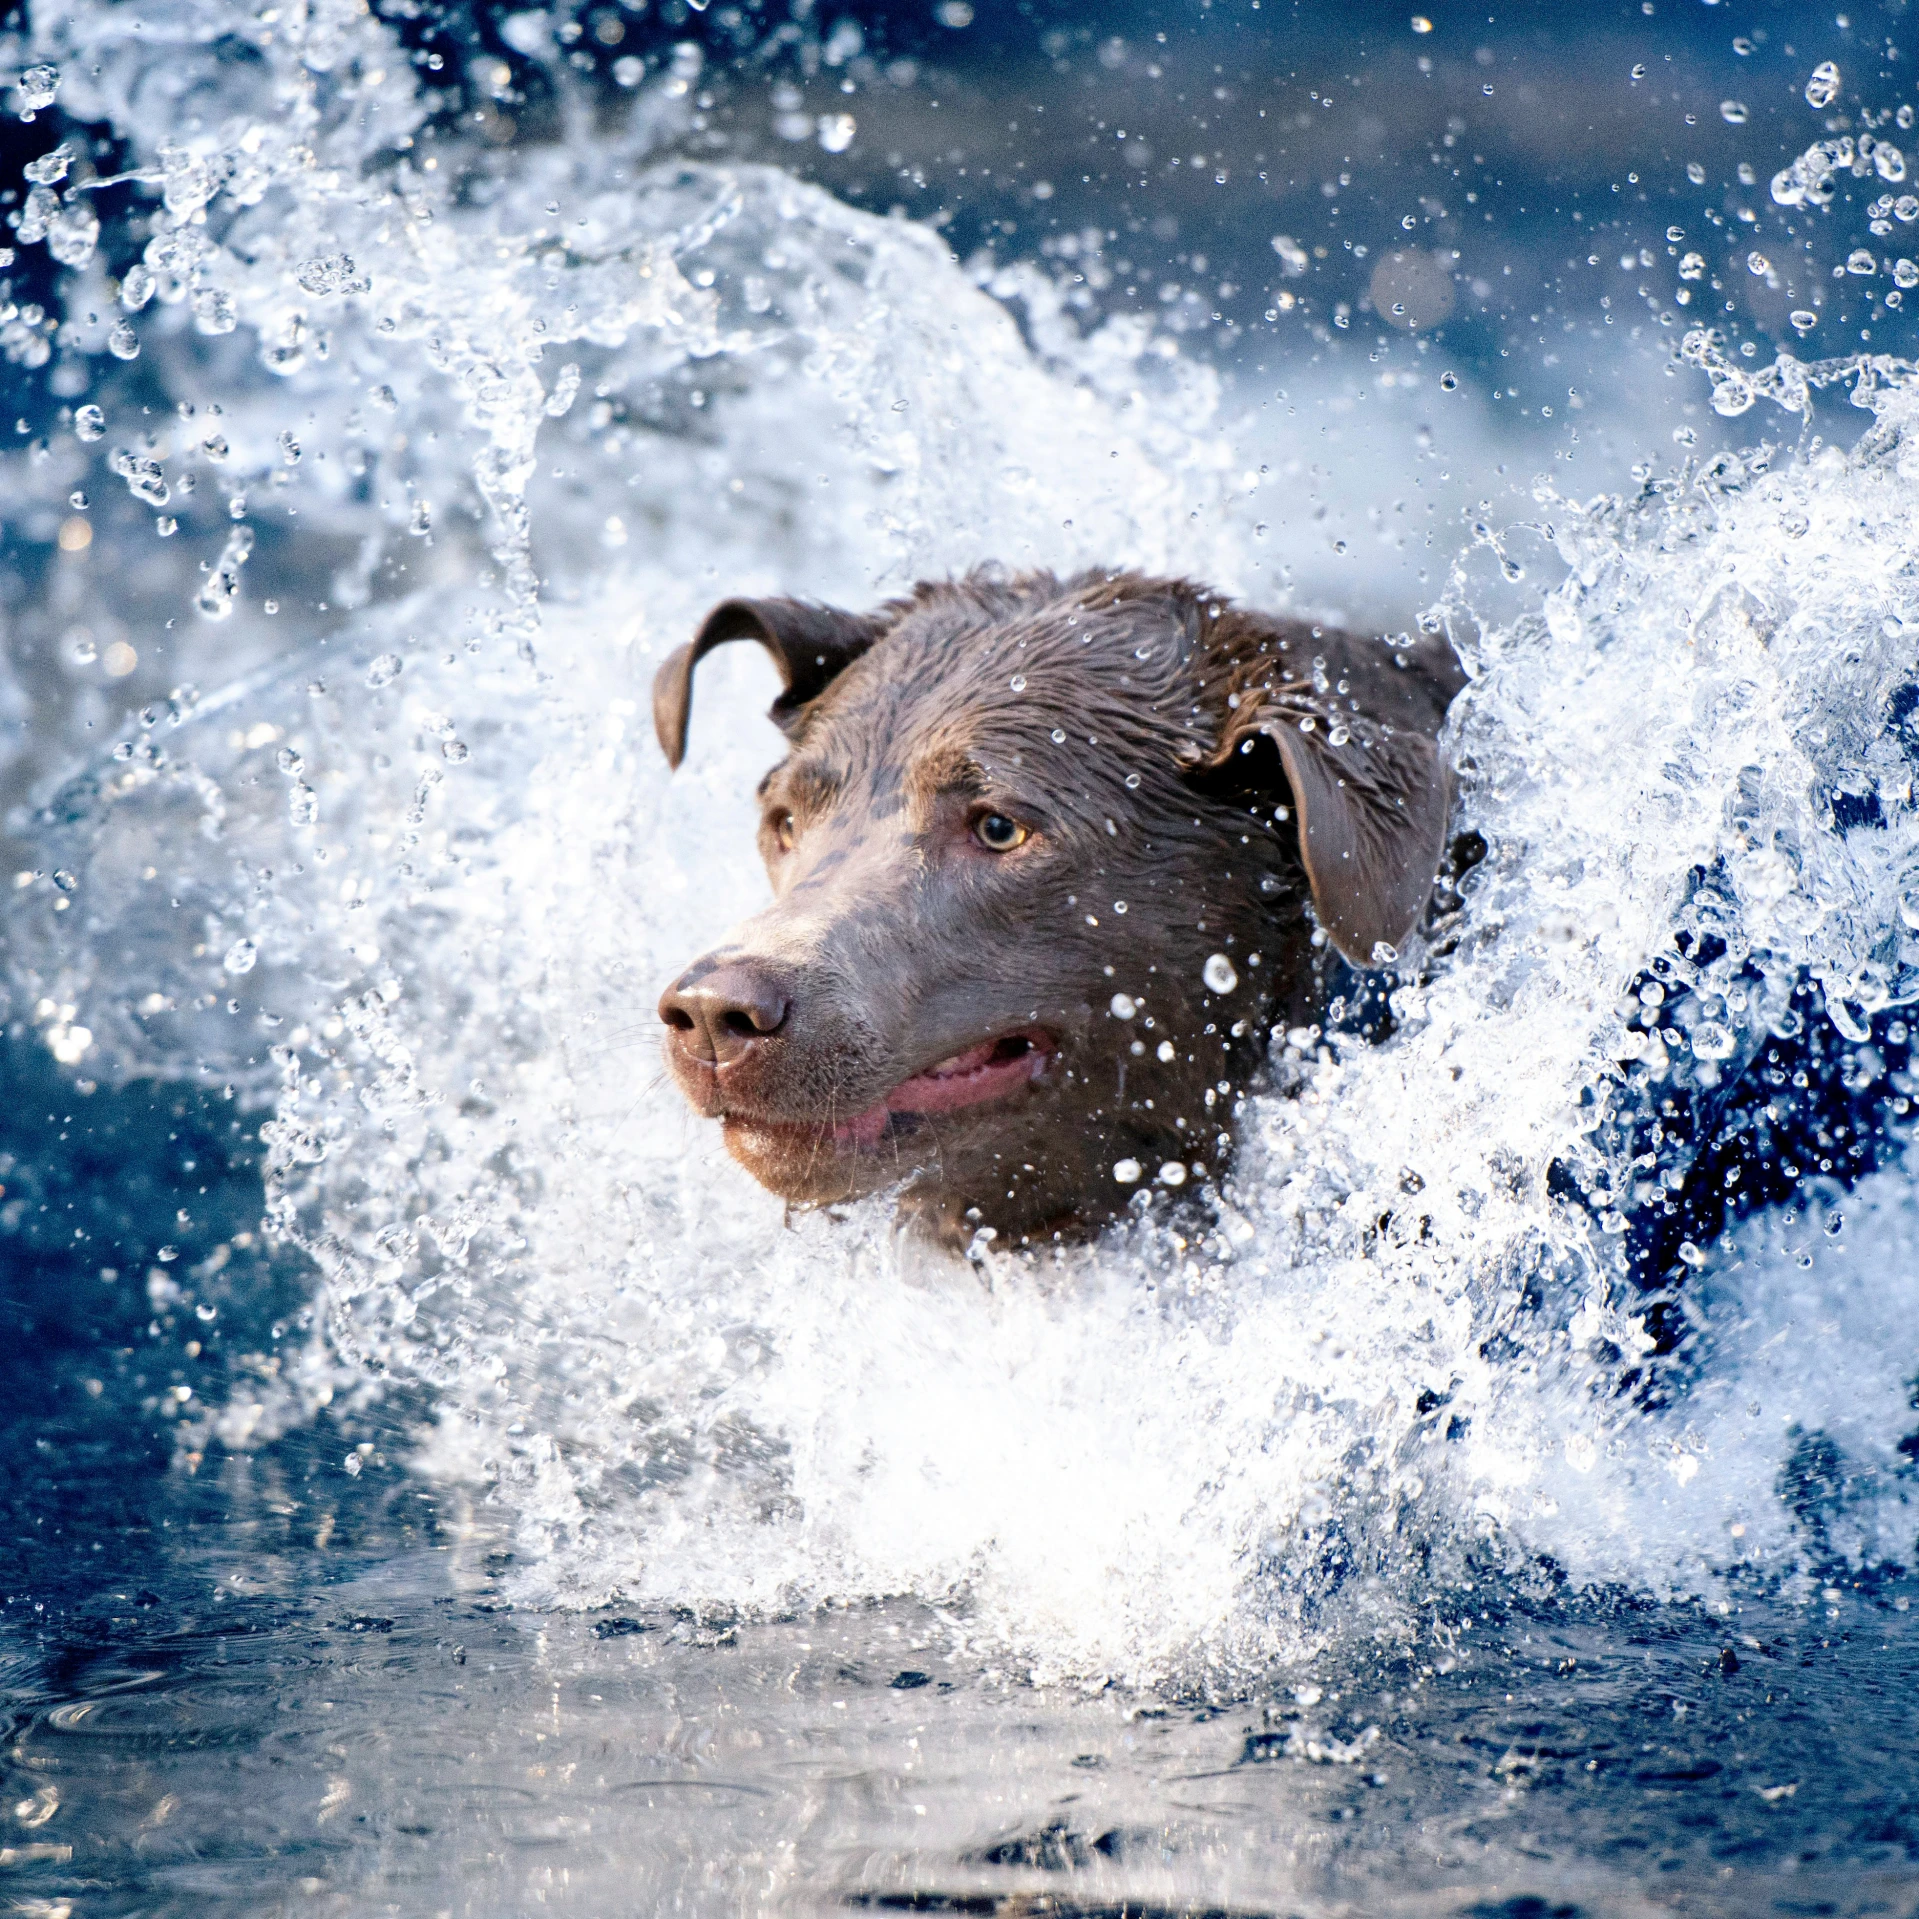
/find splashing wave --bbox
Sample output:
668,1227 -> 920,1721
4,0 -> 1918,1686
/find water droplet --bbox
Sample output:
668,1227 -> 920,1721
366,653 -> 403,689
51,869 -> 78,894
1411,15 -> 1432,32
1112,900 -> 1128,915
1746,250 -> 1771,276
1806,59 -> 1841,110
1789,309 -> 1818,333
73,404 -> 105,442
24,142 -> 71,185
195,524 -> 254,621
1438,369 -> 1458,390
1691,1020 -> 1736,1060
192,286 -> 237,335
295,251 -> 365,296
1110,993 -> 1138,1019
277,747 -> 305,776
1009,674 -> 1027,692
15,184 -> 55,245
1113,1158 -> 1142,1183
1719,100 -> 1748,125
442,740 -> 470,764
1371,940 -> 1400,966
14,63 -> 60,119
1848,248 -> 1878,274
224,937 -> 259,975
1050,727 -> 1066,743
817,112 -> 856,154
47,198 -> 99,268
1687,161 -> 1707,185
1157,1160 -> 1188,1187
1203,952 -> 1239,994
120,262 -> 154,312
1630,64 -> 1646,79
1679,251 -> 1707,280
1156,1039 -> 1175,1062
1123,772 -> 1142,790
106,321 -> 140,361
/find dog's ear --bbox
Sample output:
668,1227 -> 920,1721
1188,625 -> 1458,967
653,598 -> 883,769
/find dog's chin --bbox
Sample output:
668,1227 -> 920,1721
719,1115 -> 898,1203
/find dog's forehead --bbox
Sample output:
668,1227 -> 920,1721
794,658 -> 1021,785
823,590 -> 1188,741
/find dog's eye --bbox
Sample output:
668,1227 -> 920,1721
972,811 -> 1029,852
767,809 -> 797,852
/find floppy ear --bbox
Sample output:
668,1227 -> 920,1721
652,597 -> 883,769
1191,655 -> 1456,967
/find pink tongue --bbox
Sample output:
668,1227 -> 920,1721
831,1036 -> 1048,1147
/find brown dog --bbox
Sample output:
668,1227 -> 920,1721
653,569 -> 1464,1245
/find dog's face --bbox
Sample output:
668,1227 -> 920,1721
654,572 -> 1460,1242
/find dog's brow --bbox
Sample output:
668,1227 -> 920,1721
908,747 -> 989,800
777,760 -> 846,810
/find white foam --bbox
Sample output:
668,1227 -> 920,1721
5,0 -> 1919,1686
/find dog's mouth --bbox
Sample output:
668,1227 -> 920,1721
837,1027 -> 1058,1147
723,1028 -> 1058,1155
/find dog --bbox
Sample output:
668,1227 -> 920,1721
652,568 -> 1465,1245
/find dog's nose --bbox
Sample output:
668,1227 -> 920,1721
659,961 -> 792,1069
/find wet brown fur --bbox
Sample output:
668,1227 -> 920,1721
653,568 -> 1464,1246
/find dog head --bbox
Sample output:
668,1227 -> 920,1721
653,569 -> 1461,1242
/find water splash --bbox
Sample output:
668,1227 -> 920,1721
2,0 -> 1918,1689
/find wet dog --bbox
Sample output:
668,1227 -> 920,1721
653,569 -> 1464,1245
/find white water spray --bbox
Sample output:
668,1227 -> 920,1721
3,2 -> 1917,1685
